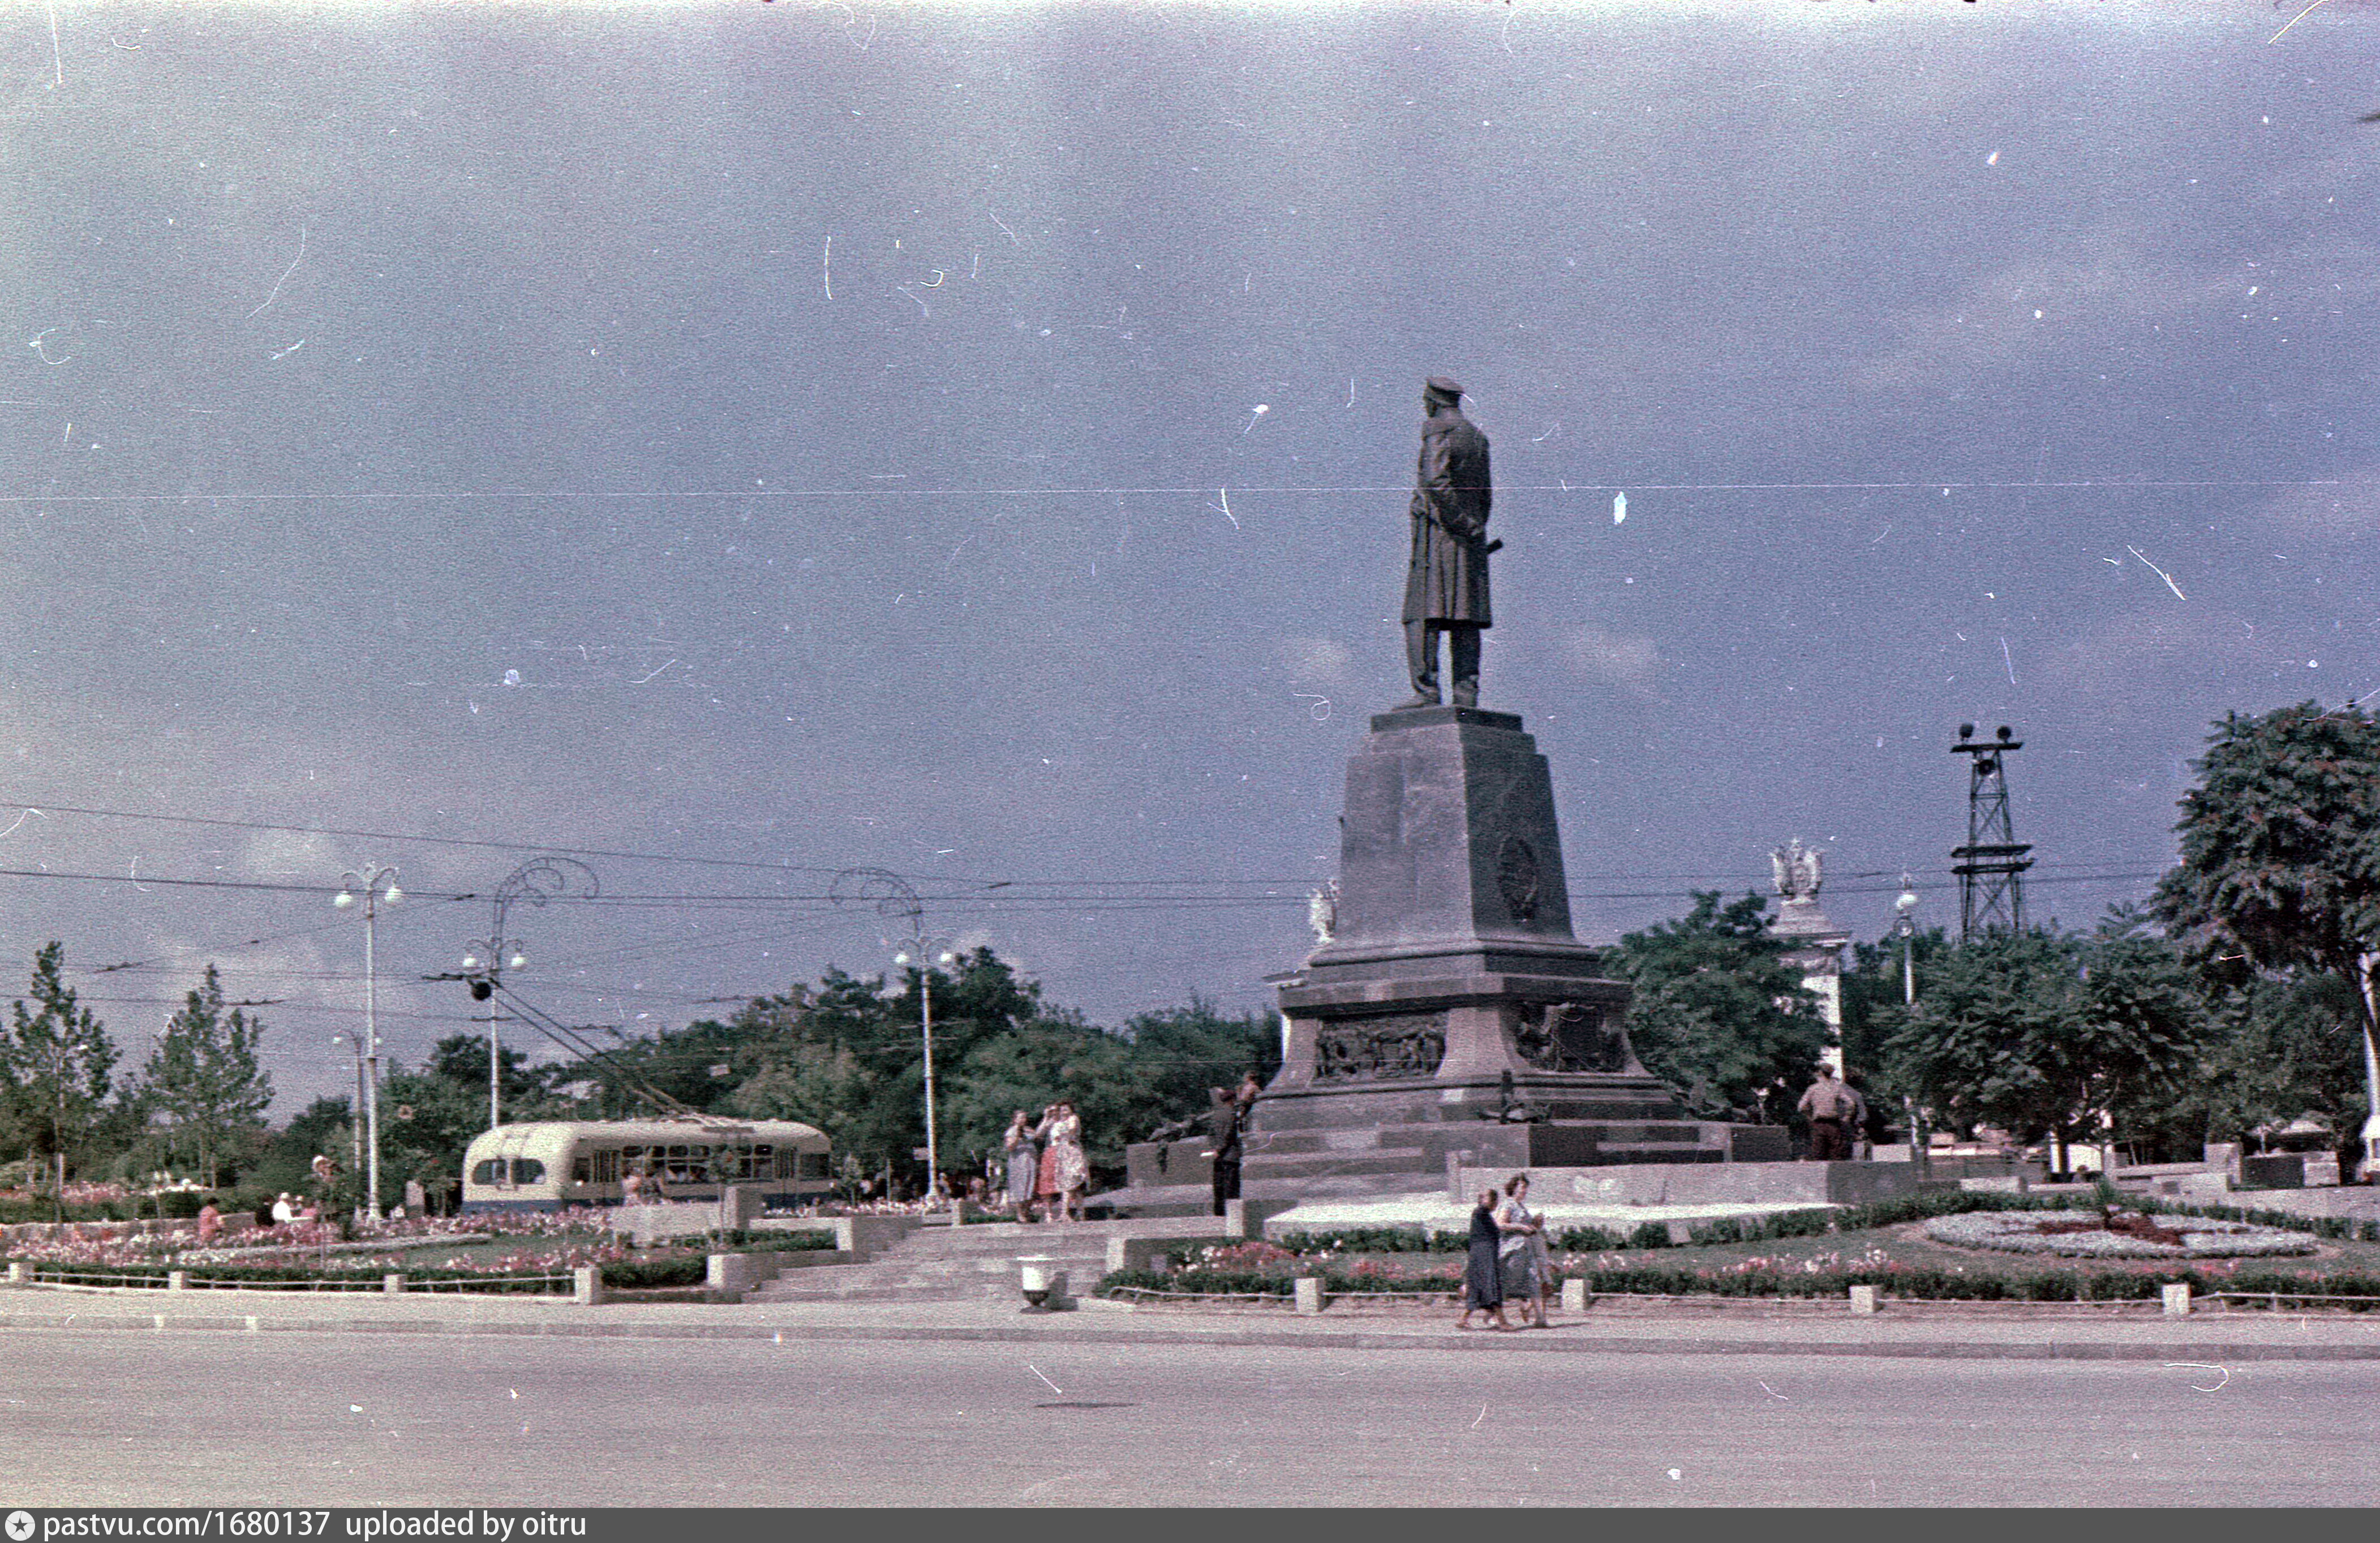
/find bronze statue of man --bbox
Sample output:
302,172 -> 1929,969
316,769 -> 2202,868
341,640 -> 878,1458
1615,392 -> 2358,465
1399,375 -> 1493,708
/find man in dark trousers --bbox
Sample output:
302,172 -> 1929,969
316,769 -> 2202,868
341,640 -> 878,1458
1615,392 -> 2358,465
1399,375 -> 1494,709
1798,1065 -> 1855,1161
1205,1083 -> 1247,1217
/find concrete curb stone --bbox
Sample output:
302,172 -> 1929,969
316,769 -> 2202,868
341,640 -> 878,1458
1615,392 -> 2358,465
6,1302 -> 2380,1360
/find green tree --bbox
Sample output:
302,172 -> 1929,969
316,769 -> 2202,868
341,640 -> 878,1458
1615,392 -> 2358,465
1839,925 -> 1953,1088
2153,701 -> 2380,1163
427,1032 -> 560,1122
376,1061 -> 482,1212
250,1095 -> 358,1207
2155,974 -> 2365,1160
1605,891 -> 1828,1122
943,1017 -> 1142,1176
1,943 -> 117,1209
1114,998 -> 1281,1131
1880,927 -> 2207,1167
139,965 -> 272,1189
716,953 -> 1055,1181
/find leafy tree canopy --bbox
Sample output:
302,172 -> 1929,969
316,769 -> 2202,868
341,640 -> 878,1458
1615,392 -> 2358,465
2154,701 -> 2380,991
1,943 -> 118,1195
1879,926 -> 2207,1151
1606,891 -> 1828,1121
139,965 -> 272,1189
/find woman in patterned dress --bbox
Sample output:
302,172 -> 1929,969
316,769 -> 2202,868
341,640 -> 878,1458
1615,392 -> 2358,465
1496,1173 -> 1555,1328
1035,1100 -> 1089,1223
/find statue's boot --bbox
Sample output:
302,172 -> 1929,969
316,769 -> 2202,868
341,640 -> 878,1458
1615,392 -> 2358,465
1448,627 -> 1482,708
1400,622 -> 1442,709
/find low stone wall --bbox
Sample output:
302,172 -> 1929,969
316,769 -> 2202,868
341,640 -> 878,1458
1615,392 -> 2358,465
1106,1234 -> 1235,1274
831,1214 -> 921,1261
1457,1159 -> 1929,1209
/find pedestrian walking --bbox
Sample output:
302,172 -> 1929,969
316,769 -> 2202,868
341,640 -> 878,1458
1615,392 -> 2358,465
1455,1188 -> 1513,1331
1496,1174 -> 1555,1328
620,1167 -> 645,1207
1002,1111 -> 1039,1219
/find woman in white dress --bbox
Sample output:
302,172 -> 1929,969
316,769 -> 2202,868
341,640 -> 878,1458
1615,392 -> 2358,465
1495,1173 -> 1555,1328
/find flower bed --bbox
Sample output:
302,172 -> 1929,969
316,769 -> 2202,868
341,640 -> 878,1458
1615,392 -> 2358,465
11,1260 -> 572,1293
1924,1209 -> 2317,1259
1,1211 -> 835,1283
1096,1193 -> 2380,1306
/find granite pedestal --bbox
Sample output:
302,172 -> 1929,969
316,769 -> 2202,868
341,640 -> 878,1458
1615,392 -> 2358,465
1239,705 -> 1739,1203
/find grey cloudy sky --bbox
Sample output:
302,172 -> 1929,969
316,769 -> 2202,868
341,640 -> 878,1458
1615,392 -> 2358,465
2,0 -> 2376,1112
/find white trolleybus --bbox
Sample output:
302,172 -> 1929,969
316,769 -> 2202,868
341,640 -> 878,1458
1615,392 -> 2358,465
459,1118 -> 834,1214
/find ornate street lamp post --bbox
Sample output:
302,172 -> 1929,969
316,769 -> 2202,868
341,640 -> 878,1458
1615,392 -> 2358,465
2356,954 -> 2380,1184
892,926 -> 960,1194
329,1032 -> 367,1190
333,863 -> 402,1220
1893,874 -> 1925,1176
831,868 -> 963,1196
460,857 -> 599,1132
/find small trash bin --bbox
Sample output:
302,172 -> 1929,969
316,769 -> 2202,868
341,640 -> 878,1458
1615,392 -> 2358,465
1017,1256 -> 1069,1313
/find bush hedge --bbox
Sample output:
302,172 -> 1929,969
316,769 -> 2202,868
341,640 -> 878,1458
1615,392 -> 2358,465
1098,1261 -> 2380,1304
600,1257 -> 708,1289
714,1229 -> 837,1253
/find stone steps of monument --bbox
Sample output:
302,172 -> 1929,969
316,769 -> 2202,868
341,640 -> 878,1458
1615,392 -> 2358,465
1082,1183 -> 1218,1220
1239,1130 -> 1391,1155
1246,1120 -> 1707,1152
1239,1174 -> 1447,1202
748,1271 -> 1022,1304
870,1227 -> 1099,1261
1238,1151 -> 1465,1182
746,1238 -> 1115,1303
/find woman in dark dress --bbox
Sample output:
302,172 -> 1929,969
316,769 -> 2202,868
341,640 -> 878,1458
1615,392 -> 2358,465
1455,1187 -> 1514,1330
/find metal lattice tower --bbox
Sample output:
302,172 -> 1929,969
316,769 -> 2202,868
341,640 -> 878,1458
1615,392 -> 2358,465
1950,722 -> 2034,940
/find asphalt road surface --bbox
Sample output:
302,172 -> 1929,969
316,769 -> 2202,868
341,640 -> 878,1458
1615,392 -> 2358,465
0,1332 -> 2373,1507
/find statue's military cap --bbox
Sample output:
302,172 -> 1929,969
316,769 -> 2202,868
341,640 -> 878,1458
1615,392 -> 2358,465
1424,375 -> 1464,400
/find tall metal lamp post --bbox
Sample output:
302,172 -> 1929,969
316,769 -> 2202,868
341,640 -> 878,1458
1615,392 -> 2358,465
892,926 -> 960,1194
1893,874 -> 1925,1175
460,857 -> 599,1132
831,868 -> 963,1195
333,863 -> 401,1220
2357,954 -> 2380,1184
329,1032 -> 367,1191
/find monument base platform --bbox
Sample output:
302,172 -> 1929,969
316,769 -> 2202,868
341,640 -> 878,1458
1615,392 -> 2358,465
1451,1158 -> 1933,1210
1096,1120 -> 1796,1218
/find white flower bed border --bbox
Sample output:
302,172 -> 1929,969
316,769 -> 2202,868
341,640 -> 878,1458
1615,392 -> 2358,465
1925,1209 -> 2315,1259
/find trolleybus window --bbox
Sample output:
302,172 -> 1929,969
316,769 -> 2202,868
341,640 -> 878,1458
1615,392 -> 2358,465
572,1148 -> 622,1185
470,1158 -> 546,1186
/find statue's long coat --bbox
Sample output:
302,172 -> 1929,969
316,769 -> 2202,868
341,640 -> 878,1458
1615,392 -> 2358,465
1402,409 -> 1493,625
